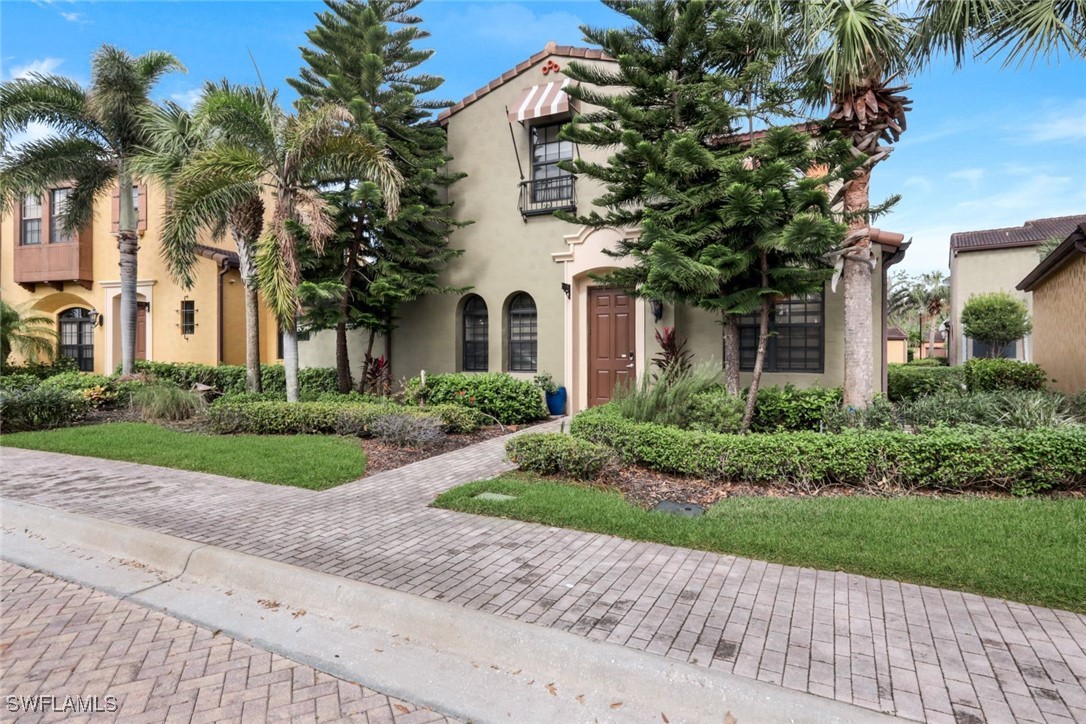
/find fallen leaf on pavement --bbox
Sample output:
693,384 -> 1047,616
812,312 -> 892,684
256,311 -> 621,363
545,683 -> 557,696
394,704 -> 410,714
661,715 -> 669,723
576,695 -> 585,705
610,702 -> 623,709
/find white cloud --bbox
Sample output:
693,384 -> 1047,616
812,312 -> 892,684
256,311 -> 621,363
171,88 -> 203,110
1023,99 -> 1086,143
58,11 -> 86,23
948,168 -> 984,187
903,175 -> 932,195
8,57 -> 62,80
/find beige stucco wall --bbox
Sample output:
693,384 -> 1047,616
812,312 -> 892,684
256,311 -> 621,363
1,184 -> 280,373
887,339 -> 907,365
1030,253 -> 1086,394
949,246 -> 1038,363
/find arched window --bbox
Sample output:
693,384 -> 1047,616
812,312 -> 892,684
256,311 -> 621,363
462,296 -> 488,371
58,307 -> 94,372
508,293 -> 537,372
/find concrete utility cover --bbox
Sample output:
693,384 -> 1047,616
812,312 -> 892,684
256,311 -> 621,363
653,500 -> 705,517
474,492 -> 518,502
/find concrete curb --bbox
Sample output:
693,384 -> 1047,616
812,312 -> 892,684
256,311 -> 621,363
2,499 -> 899,723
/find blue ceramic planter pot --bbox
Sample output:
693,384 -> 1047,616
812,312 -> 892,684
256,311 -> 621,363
545,387 -> 567,415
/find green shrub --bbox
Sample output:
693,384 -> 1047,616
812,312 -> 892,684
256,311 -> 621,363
429,404 -> 485,434
569,405 -> 1086,495
900,392 -> 1001,429
0,372 -> 40,392
887,364 -> 965,401
905,357 -> 946,367
686,388 -> 744,434
0,386 -> 88,432
369,412 -> 445,447
2,356 -> 78,380
611,364 -> 722,428
1072,391 -> 1086,423
750,384 -> 842,431
964,358 -> 1048,392
130,383 -> 208,421
821,396 -> 899,432
998,391 -> 1078,429
128,360 -> 338,397
207,400 -> 444,437
404,373 -> 547,425
506,433 -> 612,480
39,371 -> 113,392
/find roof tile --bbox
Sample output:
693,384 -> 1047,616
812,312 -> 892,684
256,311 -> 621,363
949,215 -> 1086,252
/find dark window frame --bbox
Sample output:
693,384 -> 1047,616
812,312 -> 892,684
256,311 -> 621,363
462,295 -> 489,372
736,293 -> 825,373
58,307 -> 94,372
50,188 -> 74,244
21,194 -> 42,246
180,300 -> 196,336
529,123 -> 574,203
507,293 -> 538,372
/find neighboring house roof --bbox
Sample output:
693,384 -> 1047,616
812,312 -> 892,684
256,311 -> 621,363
438,42 -> 610,125
886,327 -> 908,340
949,214 -> 1086,253
1017,222 -> 1086,292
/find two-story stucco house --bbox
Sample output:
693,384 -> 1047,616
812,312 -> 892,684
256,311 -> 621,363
1,183 -> 281,374
948,214 -> 1086,365
302,43 -> 908,412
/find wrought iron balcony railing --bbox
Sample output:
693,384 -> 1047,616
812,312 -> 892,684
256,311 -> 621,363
519,176 -> 576,219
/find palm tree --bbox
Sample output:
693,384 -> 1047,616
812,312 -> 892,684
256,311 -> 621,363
0,300 -> 57,368
0,45 -> 184,375
161,83 -> 401,401
134,96 -> 266,392
736,0 -> 1083,407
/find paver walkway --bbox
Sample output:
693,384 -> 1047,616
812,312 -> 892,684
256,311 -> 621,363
0,562 -> 456,723
2,430 -> 1085,724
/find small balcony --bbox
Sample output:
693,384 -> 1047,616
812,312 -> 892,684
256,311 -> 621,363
14,233 -> 93,291
519,176 -> 576,219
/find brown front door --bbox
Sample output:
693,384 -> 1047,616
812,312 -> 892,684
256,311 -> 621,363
135,305 -> 147,360
588,287 -> 636,407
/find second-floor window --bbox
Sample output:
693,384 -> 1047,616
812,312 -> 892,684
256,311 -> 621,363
180,300 -> 196,336
530,123 -> 573,203
50,188 -> 74,244
21,195 -> 42,245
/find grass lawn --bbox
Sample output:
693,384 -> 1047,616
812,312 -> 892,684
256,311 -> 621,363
1,422 -> 366,490
435,474 -> 1086,613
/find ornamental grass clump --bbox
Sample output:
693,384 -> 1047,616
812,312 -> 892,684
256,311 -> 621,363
611,363 -> 722,429
130,383 -> 207,422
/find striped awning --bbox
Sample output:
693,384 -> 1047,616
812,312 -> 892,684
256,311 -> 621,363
508,79 -> 572,123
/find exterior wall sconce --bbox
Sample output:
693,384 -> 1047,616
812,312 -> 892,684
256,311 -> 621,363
88,309 -> 104,327
561,282 -> 571,299
650,299 -> 664,322
136,301 -> 151,313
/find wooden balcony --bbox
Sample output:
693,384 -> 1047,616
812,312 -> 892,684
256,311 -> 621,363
14,232 -> 93,291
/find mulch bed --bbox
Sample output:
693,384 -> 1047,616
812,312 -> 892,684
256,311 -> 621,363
361,425 -> 510,476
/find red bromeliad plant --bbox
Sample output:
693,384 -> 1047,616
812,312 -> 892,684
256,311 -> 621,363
652,327 -> 693,382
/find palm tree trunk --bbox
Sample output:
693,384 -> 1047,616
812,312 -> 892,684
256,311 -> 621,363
117,168 -> 138,376
842,168 -> 874,409
722,313 -> 741,397
237,240 -> 262,393
283,320 -> 300,403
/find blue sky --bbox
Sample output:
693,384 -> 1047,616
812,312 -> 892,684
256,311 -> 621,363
3,0 -> 1084,273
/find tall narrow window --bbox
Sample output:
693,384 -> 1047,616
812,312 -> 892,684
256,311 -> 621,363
20,194 -> 42,245
58,307 -> 95,372
737,293 -> 824,372
50,188 -> 73,243
530,123 -> 574,203
462,296 -> 488,371
180,300 -> 196,336
508,293 -> 537,372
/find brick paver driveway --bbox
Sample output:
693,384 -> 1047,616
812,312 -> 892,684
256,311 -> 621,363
0,562 -> 455,723
3,429 -> 1085,724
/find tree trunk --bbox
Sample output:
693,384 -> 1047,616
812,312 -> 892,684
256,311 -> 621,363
335,321 -> 351,393
722,313 -> 740,397
117,167 -> 138,376
283,321 -> 300,403
928,318 -> 939,360
237,239 -> 262,393
842,168 -> 874,409
740,296 -> 771,432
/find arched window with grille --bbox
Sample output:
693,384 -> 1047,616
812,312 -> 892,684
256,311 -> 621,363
462,295 -> 488,371
58,307 -> 94,372
507,293 -> 537,372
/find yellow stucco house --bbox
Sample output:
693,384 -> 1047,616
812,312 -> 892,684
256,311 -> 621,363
1017,221 -> 1086,394
302,43 -> 909,412
1,182 -> 281,373
948,214 -> 1086,365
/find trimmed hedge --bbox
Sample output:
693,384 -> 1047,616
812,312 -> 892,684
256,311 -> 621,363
570,406 -> 1086,495
404,373 -> 547,425
207,399 -> 479,436
506,433 -> 612,480
750,385 -> 842,432
963,358 -> 1048,392
0,386 -> 89,432
128,360 -> 339,397
887,364 -> 965,402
